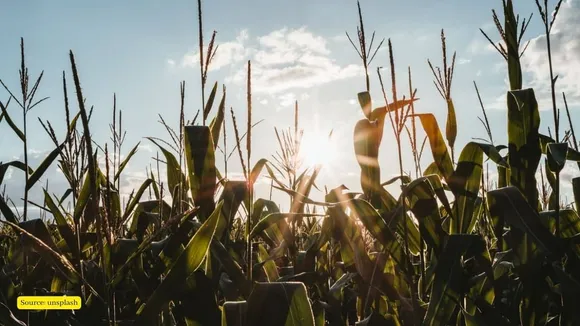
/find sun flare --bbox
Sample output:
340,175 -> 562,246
298,130 -> 340,169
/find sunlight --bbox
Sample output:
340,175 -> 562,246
298,130 -> 339,169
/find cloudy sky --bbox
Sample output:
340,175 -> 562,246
1,0 -> 579,218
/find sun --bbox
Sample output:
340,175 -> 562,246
298,130 -> 340,169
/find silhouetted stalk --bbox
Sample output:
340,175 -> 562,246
408,67 -> 420,178
378,40 -> 419,325
61,71 -> 87,301
70,51 -> 110,320
535,0 -> 563,142
197,0 -> 206,125
428,30 -> 457,162
246,61 -> 253,282
563,93 -> 579,170
474,82 -> 494,144
179,81 -> 186,213
0,38 -> 49,325
535,0 -> 564,237
223,86 -> 228,178
230,108 -> 247,181
118,110 -> 123,191
112,95 -> 117,189
104,144 -> 113,247
0,39 -> 47,221
294,101 -> 299,187
408,66 -> 425,299
346,1 -> 384,94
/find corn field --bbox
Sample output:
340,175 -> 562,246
1,1 -> 580,325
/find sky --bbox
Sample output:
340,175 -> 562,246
1,0 -> 580,219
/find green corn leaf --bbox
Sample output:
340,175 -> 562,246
183,125 -> 217,221
349,198 -> 411,276
179,271 -> 222,325
404,176 -> 447,253
326,191 -> 410,305
448,142 -> 484,234
381,175 -> 411,187
203,81 -> 218,122
445,98 -> 457,154
58,188 -> 73,205
114,142 -> 140,181
423,234 -> 484,326
354,118 -> 382,204
43,190 -> 78,258
217,180 -> 247,240
0,161 -> 32,184
507,88 -> 541,211
487,186 -> 565,260
1,219 -> 105,301
128,207 -> 161,242
539,209 -> 580,256
210,240 -> 251,298
26,113 -> 80,191
73,168 -> 105,224
0,101 -> 25,142
539,134 -> 580,161
251,212 -> 323,240
358,91 -> 372,120
413,113 -> 454,183
133,201 -> 224,325
121,178 -> 154,224
547,142 -> 568,174
573,177 -> 580,213
257,243 -> 279,282
209,89 -> 226,150
26,145 -> 63,191
246,282 -> 315,326
0,194 -> 19,224
503,0 -> 522,90
251,198 -> 286,246
147,137 -> 188,200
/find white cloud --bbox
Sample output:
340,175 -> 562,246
179,26 -> 363,94
521,0 -> 580,107
467,38 -> 490,55
279,93 -> 297,107
28,148 -> 44,159
225,171 -> 275,185
458,58 -> 471,65
4,167 -> 14,180
484,92 -> 507,111
331,34 -> 348,43
226,51 -> 362,94
138,143 -> 154,153
270,92 -> 311,111
182,29 -> 251,71
467,35 -> 504,57
167,59 -> 176,66
250,27 -> 362,93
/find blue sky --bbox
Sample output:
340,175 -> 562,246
1,0 -> 580,217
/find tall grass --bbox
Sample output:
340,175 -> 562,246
1,1 -> 580,326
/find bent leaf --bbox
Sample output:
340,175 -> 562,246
413,113 -> 454,183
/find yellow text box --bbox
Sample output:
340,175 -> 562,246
17,296 -> 82,310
